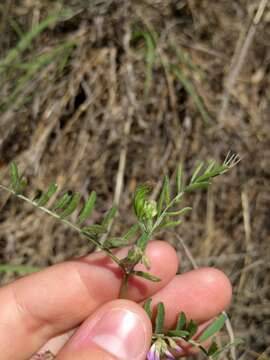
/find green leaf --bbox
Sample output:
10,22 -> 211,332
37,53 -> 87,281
185,182 -> 209,192
195,165 -> 227,183
205,160 -> 216,173
136,232 -> 150,251
102,205 -> 117,228
133,184 -> 151,220
157,219 -> 182,230
103,237 -> 125,249
207,340 -> 218,356
53,192 -> 72,211
10,162 -> 20,191
167,207 -> 192,217
142,254 -> 151,269
163,175 -> 171,205
133,270 -> 161,282
9,162 -> 27,193
155,302 -> 165,334
123,223 -> 139,240
77,191 -> 96,225
176,163 -> 183,194
190,162 -> 204,183
157,176 -> 170,217
59,192 -> 81,218
18,178 -> 27,192
143,298 -> 152,319
37,183 -> 57,207
173,192 -> 184,204
186,319 -> 198,338
82,224 -> 107,235
176,311 -> 186,331
198,314 -> 226,342
167,329 -> 190,338
103,224 -> 140,249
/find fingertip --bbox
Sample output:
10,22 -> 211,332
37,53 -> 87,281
197,267 -> 232,307
58,299 -> 153,360
149,266 -> 232,327
146,240 -> 180,273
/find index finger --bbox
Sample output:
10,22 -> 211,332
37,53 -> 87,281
0,240 -> 178,359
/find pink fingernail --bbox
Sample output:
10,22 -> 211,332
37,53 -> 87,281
71,308 -> 147,359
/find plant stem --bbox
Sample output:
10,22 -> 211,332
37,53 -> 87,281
0,184 -> 121,266
119,272 -> 129,298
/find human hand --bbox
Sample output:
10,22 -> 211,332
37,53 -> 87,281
0,241 -> 232,360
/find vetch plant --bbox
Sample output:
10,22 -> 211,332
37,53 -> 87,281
0,153 -> 241,359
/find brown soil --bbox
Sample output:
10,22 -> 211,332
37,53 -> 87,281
0,1 -> 269,358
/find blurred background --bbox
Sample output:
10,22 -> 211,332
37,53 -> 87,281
0,1 -> 269,359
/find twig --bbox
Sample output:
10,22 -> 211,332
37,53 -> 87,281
218,0 -> 268,121
237,185 -> 253,295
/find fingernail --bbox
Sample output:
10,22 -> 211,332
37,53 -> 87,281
71,308 -> 147,359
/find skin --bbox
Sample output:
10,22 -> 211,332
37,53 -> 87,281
0,241 -> 232,360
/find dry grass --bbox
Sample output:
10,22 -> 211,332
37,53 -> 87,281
0,1 -> 269,358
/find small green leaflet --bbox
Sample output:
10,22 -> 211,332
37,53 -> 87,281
10,162 -> 27,193
176,311 -> 186,331
77,191 -> 96,225
59,192 -> 81,218
133,270 -> 161,282
167,207 -> 192,217
82,224 -> 107,235
198,313 -> 226,342
18,178 -> 28,192
143,298 -> 152,319
155,302 -> 165,334
186,319 -> 198,338
141,254 -> 151,269
53,192 -> 72,211
103,237 -> 124,248
37,183 -> 58,207
163,175 -> 171,205
10,162 -> 27,194
207,340 -> 218,356
133,184 -> 151,220
10,162 -> 20,191
167,329 -> 190,338
123,223 -> 139,240
157,219 -> 182,230
185,181 -> 209,192
104,223 -> 140,249
157,176 -> 170,217
176,163 -> 183,194
102,205 -> 117,228
190,162 -> 204,183
195,164 -> 228,183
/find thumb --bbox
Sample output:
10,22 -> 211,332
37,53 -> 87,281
56,299 -> 153,360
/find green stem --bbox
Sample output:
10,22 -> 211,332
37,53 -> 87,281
119,272 -> 129,298
0,184 -> 121,266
